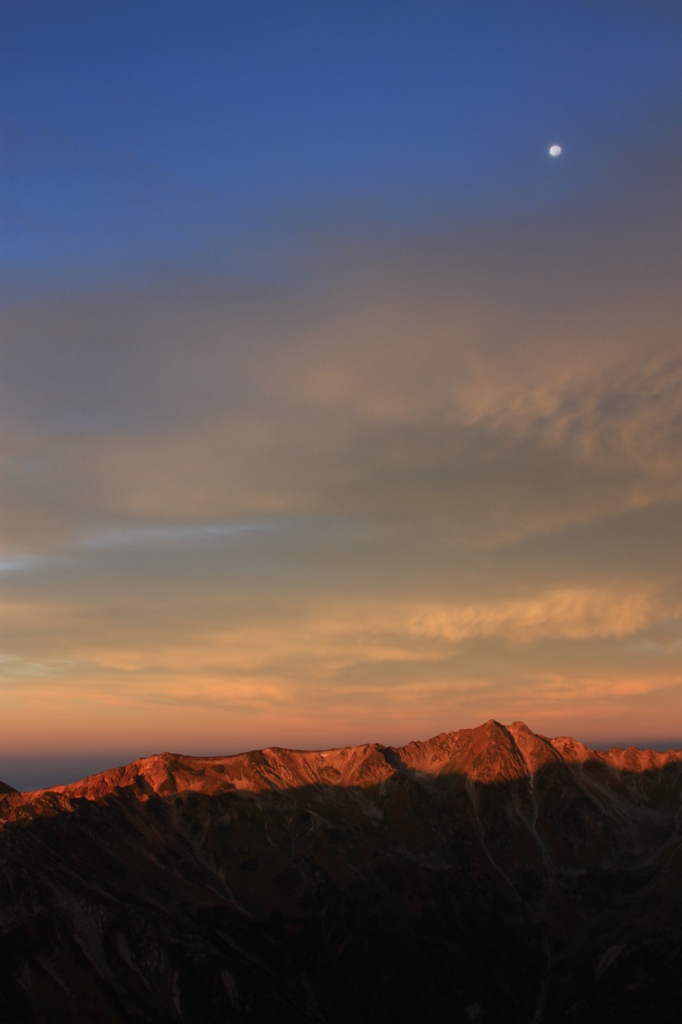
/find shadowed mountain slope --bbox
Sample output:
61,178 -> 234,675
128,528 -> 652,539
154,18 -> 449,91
2,720 -> 682,1022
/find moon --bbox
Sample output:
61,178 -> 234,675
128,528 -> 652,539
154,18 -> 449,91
549,144 -> 562,157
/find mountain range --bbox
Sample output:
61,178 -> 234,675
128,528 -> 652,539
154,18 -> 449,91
2,719 -> 682,1022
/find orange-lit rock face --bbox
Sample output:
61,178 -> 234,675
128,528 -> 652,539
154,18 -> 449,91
4,717 -> 680,811
2,721 -> 682,1023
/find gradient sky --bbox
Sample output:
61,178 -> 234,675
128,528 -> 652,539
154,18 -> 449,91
1,1 -> 681,778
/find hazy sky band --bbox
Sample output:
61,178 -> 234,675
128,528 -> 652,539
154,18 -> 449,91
1,1 -> 681,758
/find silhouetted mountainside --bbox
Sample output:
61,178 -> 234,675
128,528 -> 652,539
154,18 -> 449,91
2,720 -> 682,1023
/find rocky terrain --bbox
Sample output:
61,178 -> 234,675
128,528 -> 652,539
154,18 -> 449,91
1,719 -> 682,1022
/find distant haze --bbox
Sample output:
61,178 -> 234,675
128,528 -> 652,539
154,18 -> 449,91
1,2 -> 681,758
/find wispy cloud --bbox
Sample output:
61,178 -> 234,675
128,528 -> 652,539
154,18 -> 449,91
0,555 -> 45,575
82,520 -> 276,550
0,520 -> 281,573
406,587 -> 669,643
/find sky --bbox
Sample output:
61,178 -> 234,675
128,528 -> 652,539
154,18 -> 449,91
1,1 -> 681,784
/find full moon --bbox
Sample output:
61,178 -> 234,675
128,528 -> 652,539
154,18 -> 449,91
549,144 -> 562,157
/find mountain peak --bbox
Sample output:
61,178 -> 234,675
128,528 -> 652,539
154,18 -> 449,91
3,720 -> 682,1021
3,722 -> 681,811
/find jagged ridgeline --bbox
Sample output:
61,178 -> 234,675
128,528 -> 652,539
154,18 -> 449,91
2,720 -> 682,1023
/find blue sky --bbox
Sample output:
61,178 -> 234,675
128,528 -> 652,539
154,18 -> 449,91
3,1 -> 680,284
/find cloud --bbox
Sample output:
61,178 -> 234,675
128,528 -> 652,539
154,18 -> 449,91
81,520 -> 275,550
0,555 -> 45,575
2,154 -> 680,557
1,138 -> 681,749
406,586 -> 667,643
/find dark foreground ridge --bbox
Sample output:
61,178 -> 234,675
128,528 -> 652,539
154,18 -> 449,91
2,720 -> 682,1023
